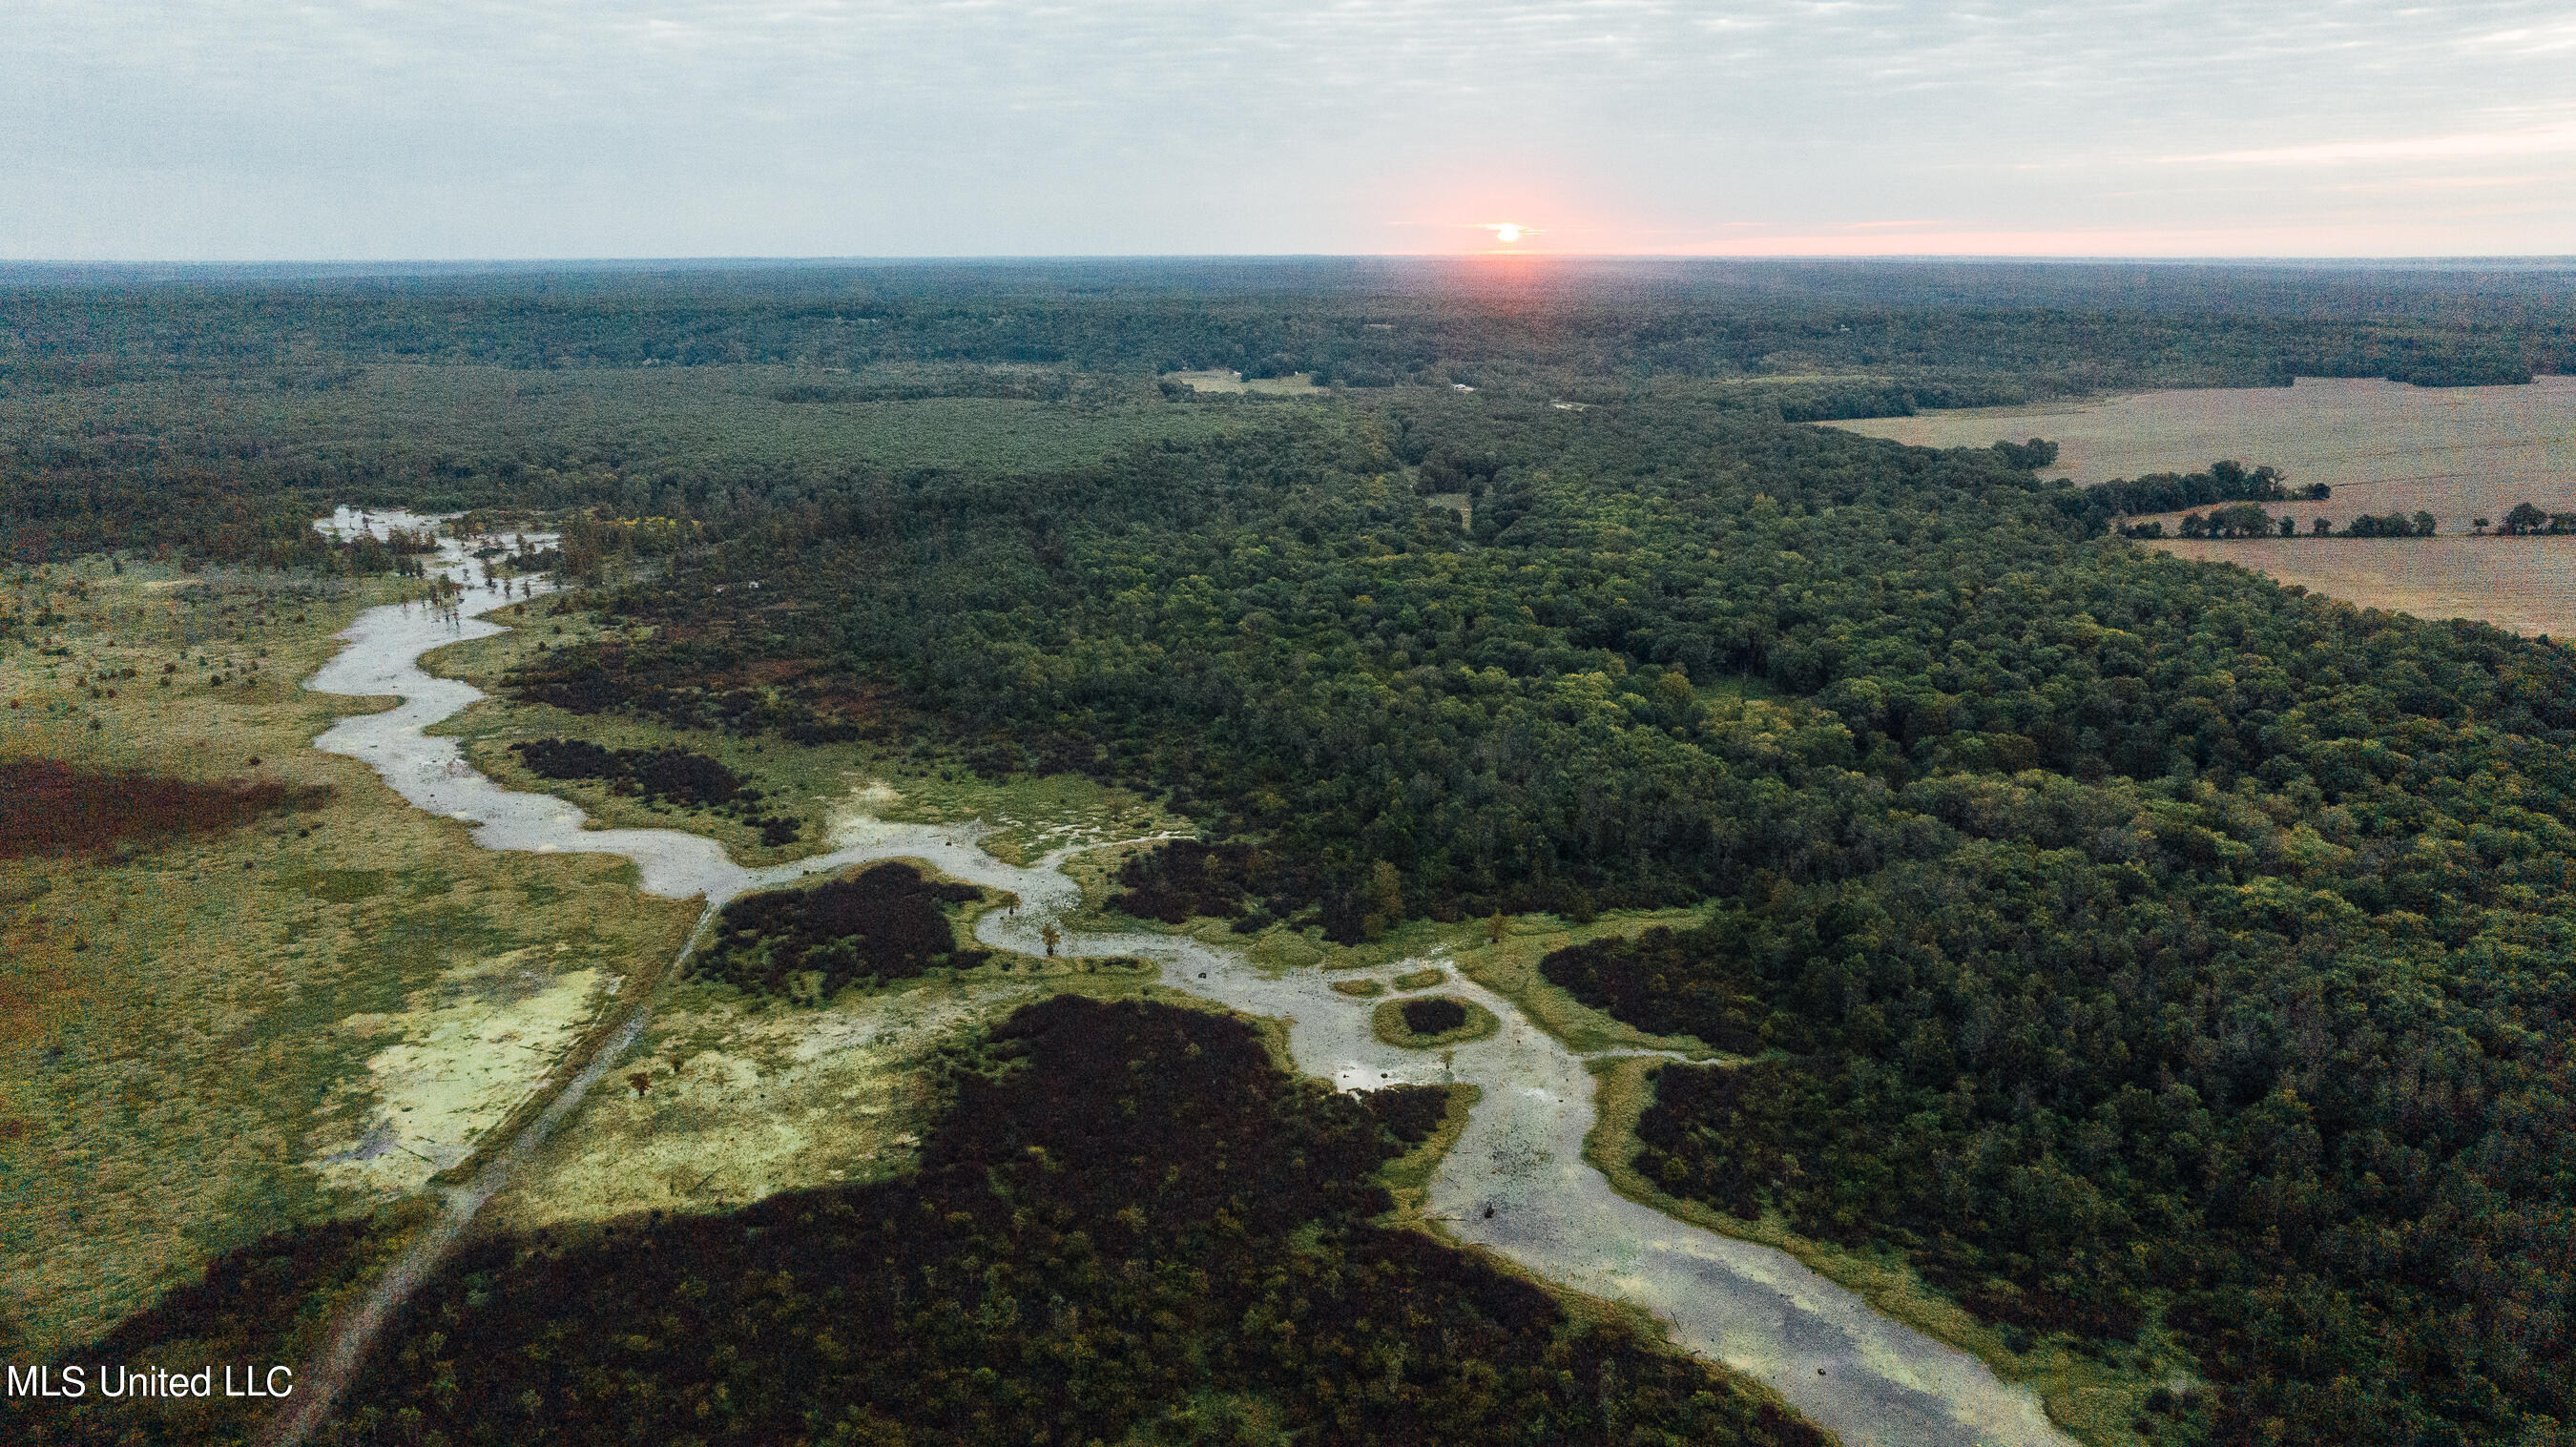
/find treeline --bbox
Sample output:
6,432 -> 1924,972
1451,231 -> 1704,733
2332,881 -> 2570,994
2117,507 -> 2440,539
2497,501 -> 2576,535
2071,459 -> 2324,524
8,258 -> 2572,396
3,998 -> 1828,1445
773,363 -> 1074,403
0,465 -> 436,571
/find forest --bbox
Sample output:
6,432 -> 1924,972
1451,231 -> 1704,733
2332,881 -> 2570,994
536,386 -> 2575,1444
9,260 -> 2575,1445
8,258 -> 2576,569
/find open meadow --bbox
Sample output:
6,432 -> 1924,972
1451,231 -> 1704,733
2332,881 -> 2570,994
0,559 -> 696,1354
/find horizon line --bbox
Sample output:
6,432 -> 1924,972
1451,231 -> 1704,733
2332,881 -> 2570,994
8,253 -> 2576,269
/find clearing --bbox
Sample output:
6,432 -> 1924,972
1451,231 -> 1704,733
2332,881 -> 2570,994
1160,368 -> 1327,396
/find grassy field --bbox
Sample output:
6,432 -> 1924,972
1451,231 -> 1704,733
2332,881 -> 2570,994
0,560 -> 699,1354
1369,996 -> 1500,1049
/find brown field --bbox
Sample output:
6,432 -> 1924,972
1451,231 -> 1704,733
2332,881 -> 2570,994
2148,537 -> 2576,638
1829,375 -> 2576,533
1829,376 -> 2576,635
1159,368 -> 1326,396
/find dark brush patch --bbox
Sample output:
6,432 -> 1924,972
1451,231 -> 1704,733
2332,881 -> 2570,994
699,861 -> 987,1001
1399,996 -> 1467,1037
0,760 -> 328,859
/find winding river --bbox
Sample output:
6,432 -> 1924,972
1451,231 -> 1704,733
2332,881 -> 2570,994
286,509 -> 2074,1447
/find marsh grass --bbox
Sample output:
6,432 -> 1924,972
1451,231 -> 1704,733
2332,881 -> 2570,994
0,561 -> 696,1353
1441,908 -> 1723,1057
1373,1082 -> 1479,1217
487,953 -> 1245,1230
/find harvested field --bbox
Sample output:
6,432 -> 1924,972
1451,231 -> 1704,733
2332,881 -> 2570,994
1832,376 -> 2576,637
1829,375 -> 2576,534
2150,537 -> 2576,638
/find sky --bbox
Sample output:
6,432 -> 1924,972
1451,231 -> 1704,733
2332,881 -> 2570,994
7,1 -> 2574,259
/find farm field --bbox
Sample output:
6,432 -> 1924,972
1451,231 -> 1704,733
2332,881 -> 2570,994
1832,375 -> 2576,635
1829,375 -> 2576,532
2149,536 -> 2576,637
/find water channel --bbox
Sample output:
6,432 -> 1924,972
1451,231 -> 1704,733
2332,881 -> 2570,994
297,508 -> 2074,1447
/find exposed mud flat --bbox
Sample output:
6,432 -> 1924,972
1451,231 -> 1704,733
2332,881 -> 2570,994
486,980 -> 1042,1227
310,947 -> 607,1197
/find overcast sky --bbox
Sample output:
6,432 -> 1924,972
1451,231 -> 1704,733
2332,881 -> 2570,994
8,1 -> 2574,259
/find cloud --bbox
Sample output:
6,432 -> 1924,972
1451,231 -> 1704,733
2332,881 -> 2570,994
5,0 -> 2575,257
2167,118 -> 2576,167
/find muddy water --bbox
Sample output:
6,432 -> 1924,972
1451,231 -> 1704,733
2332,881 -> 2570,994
300,510 -> 2073,1447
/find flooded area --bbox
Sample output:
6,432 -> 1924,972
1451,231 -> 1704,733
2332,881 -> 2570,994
296,508 -> 2074,1447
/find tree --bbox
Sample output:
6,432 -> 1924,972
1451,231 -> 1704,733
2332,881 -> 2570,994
1041,922 -> 1060,957
2311,517 -> 2333,536
2411,510 -> 2438,537
2503,502 -> 2548,535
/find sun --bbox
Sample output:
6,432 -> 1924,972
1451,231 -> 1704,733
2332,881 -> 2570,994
1477,221 -> 1538,246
